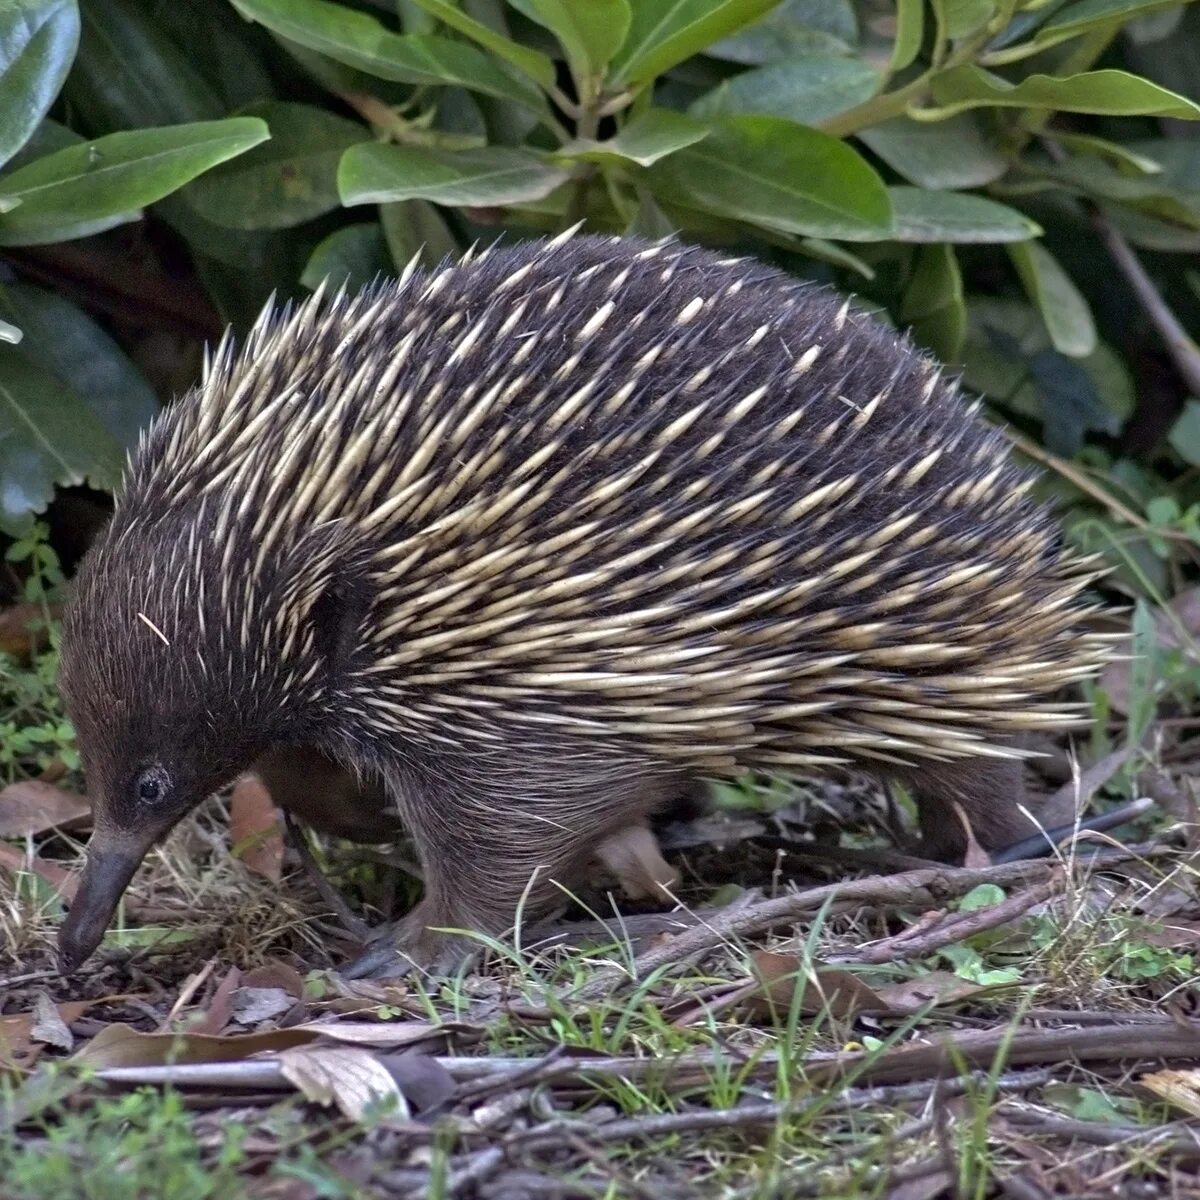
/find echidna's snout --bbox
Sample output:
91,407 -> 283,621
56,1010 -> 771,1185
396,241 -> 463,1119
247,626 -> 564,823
58,831 -> 149,973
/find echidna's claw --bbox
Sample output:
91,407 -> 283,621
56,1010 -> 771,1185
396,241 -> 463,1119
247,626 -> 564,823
340,937 -> 420,981
340,915 -> 482,980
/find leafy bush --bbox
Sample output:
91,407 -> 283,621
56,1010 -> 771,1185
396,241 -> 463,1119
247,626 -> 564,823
1,0 -> 1200,746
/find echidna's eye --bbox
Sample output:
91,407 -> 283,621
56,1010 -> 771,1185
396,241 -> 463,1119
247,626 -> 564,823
134,765 -> 170,805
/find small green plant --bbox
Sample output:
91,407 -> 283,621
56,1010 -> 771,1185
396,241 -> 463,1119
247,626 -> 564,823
0,1073 -> 369,1200
1,522 -> 76,783
1,1086 -> 249,1200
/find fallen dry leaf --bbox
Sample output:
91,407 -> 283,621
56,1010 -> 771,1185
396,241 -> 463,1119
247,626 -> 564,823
30,992 -> 75,1052
0,780 -> 91,838
74,1022 -> 316,1069
746,953 -> 886,1019
277,1044 -> 406,1121
242,960 -> 307,1000
886,1169 -> 956,1200
1,1000 -> 94,1066
873,971 -> 996,1013
952,799 -> 992,870
72,1018 -> 462,1070
229,775 -> 284,882
232,987 -> 295,1026
189,966 -> 241,1036
1139,1068 -> 1200,1119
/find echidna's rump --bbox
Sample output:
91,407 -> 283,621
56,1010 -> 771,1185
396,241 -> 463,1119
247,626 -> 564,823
57,233 -> 1109,976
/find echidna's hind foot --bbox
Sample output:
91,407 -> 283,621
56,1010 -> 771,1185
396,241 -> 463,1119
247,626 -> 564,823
338,767 -> 695,980
900,755 -> 1043,861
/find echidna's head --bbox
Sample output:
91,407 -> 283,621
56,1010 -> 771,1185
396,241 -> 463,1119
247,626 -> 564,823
56,491 -> 370,972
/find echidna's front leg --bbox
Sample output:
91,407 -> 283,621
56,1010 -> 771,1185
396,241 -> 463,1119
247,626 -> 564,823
341,767 -> 689,979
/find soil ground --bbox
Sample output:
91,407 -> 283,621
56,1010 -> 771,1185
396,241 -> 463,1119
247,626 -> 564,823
2,763 -> 1199,1200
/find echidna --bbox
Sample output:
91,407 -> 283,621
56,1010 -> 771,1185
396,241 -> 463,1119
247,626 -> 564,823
56,231 -> 1109,977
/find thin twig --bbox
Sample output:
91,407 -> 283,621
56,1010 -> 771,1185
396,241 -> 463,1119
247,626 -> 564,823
1037,136 -> 1200,401
842,876 -> 1063,965
282,812 -> 372,943
567,860 -> 1062,1001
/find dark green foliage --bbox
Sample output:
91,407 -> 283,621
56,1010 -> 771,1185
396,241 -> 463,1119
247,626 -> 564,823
0,0 -> 1198,689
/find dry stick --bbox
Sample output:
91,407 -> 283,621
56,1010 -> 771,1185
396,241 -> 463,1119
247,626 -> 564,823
1003,425 -> 1191,547
563,1131 -> 660,1200
667,878 -> 1059,1024
1002,1110 -> 1200,1160
567,860 -> 1061,1002
1089,197 -> 1200,400
836,875 -> 1064,966
804,1020 -> 1200,1087
90,1016 -> 1199,1097
510,1068 -> 1059,1155
159,958 -> 217,1031
440,1146 -> 506,1199
0,970 -> 58,989
997,1173 -> 1055,1200
1046,134 -> 1200,443
281,812 -> 372,944
456,1044 -> 568,1103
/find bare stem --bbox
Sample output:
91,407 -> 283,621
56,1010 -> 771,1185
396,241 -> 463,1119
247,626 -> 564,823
1043,137 -> 1200,398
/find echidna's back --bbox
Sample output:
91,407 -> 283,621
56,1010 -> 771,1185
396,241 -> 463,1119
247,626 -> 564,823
127,234 -> 1104,773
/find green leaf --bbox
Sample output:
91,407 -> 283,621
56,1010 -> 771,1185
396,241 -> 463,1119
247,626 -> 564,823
1027,153 -> 1200,229
625,189 -> 677,237
961,296 -> 1134,436
856,114 -> 1007,190
338,142 -> 569,207
229,0 -> 547,115
901,244 -> 965,362
690,54 -> 878,125
1168,399 -> 1200,467
0,0 -> 80,169
184,101 -> 367,231
959,883 -> 1006,912
408,0 -> 555,86
523,0 -> 631,79
0,282 -> 157,448
65,0 -> 223,134
888,186 -> 1040,243
931,0 -> 994,40
1051,131 -> 1164,174
559,109 -> 708,167
1026,0 -> 1187,53
301,222 -> 391,293
1104,204 -> 1200,254
1008,241 -> 1097,358
0,350 -> 124,534
1028,348 -> 1120,455
706,0 -> 855,63
647,114 -> 891,240
611,0 -> 785,86
1126,139 -> 1200,191
0,120 -> 136,243
0,117 -> 270,247
380,198 -> 459,269
890,0 -> 924,71
927,66 -> 1200,120
796,236 -> 874,278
